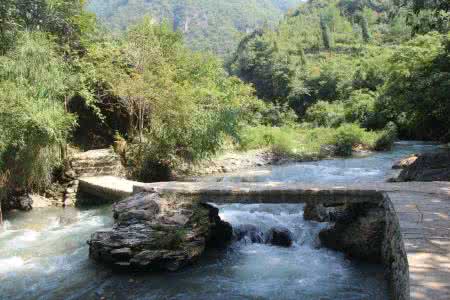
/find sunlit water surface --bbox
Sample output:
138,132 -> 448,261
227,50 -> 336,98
208,141 -> 442,184
0,142 -> 441,299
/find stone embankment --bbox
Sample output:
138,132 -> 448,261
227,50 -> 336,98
70,149 -> 125,178
60,148 -> 126,206
183,149 -> 277,177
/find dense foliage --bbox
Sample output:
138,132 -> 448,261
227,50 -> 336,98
107,18 -> 263,181
0,0 -> 92,201
86,0 -> 303,56
0,1 -> 264,199
0,33 -> 77,196
230,0 -> 450,141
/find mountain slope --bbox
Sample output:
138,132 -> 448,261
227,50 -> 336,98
87,0 -> 303,56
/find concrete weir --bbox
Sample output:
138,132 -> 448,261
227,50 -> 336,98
79,176 -> 450,300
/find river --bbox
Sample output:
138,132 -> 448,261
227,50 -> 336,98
0,142 -> 440,300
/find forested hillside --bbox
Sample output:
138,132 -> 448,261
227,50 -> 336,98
229,0 -> 450,141
87,0 -> 303,56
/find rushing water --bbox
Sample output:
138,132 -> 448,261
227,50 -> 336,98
0,142 -> 441,300
207,141 -> 442,184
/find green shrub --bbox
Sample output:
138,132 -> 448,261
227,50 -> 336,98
270,129 -> 300,157
239,126 -> 301,158
306,101 -> 346,128
239,123 -> 387,159
344,90 -> 378,128
324,123 -> 388,156
374,122 -> 398,151
328,123 -> 368,156
259,103 -> 298,127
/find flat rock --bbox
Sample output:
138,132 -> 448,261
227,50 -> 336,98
393,154 -> 418,169
397,152 -> 450,181
29,194 -> 53,208
88,192 -> 232,271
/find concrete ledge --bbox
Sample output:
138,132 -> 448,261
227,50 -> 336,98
135,181 -> 385,203
78,176 -> 143,203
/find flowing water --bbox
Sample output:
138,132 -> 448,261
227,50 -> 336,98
208,141 -> 442,184
0,142 -> 441,300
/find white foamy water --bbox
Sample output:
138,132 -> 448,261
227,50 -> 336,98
0,257 -> 26,273
0,204 -> 388,300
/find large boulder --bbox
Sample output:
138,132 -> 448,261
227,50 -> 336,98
392,154 -> 418,170
396,152 -> 450,182
265,226 -> 294,247
319,203 -> 385,262
88,193 -> 232,271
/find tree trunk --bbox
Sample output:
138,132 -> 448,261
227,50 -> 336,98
0,201 -> 3,228
138,99 -> 144,143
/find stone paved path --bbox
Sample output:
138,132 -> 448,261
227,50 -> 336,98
79,176 -> 450,300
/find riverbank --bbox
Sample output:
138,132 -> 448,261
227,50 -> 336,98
178,146 -> 377,180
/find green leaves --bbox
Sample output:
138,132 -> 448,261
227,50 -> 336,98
0,0 -> 95,54
378,32 -> 450,140
0,32 -> 77,195
94,18 -> 265,181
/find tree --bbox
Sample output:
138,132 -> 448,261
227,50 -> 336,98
96,18 -> 264,180
407,0 -> 450,14
359,14 -> 371,42
0,0 -> 19,54
0,32 -> 77,200
377,32 -> 450,140
320,15 -> 333,49
1,0 -> 97,55
397,0 -> 450,33
112,18 -> 181,142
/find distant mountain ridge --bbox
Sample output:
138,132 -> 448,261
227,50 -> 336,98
87,0 -> 303,56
